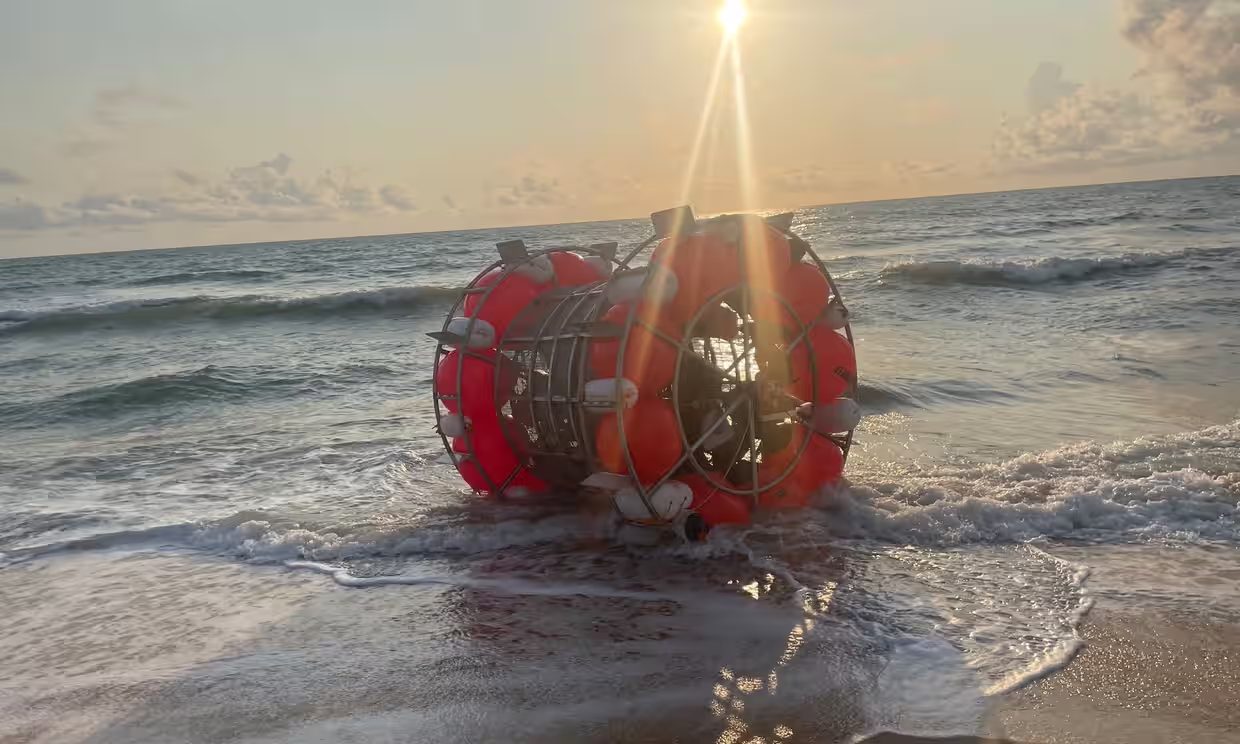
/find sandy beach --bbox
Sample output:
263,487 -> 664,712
2,541 -> 1237,743
993,545 -> 1240,744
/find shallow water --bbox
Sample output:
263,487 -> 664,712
2,176 -> 1239,742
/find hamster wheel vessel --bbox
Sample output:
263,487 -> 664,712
431,205 -> 859,540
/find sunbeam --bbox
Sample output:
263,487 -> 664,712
729,38 -> 757,212
678,40 -> 732,205
680,2 -> 757,212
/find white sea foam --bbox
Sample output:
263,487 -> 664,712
284,559 -> 672,599
834,420 -> 1240,545
982,543 -> 1093,695
186,510 -> 616,562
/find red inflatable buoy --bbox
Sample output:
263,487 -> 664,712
654,220 -> 795,328
756,324 -> 855,404
453,422 -> 547,497
653,232 -> 741,326
737,219 -> 794,295
463,268 -> 546,342
757,428 -> 844,509
548,250 -> 606,287
436,348 -> 517,425
589,302 -> 681,393
783,261 -> 831,326
677,473 -> 752,527
596,398 -> 684,484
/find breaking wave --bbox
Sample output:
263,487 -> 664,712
857,379 -> 1023,411
0,363 -> 399,428
879,247 -> 1232,287
8,421 -> 1236,566
124,269 -> 281,287
833,419 -> 1240,545
0,285 -> 462,336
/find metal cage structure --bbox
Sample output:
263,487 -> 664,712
431,206 -> 857,531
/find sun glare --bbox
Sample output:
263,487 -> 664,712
717,0 -> 748,36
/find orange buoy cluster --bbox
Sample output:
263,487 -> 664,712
431,206 -> 859,540
434,249 -> 608,497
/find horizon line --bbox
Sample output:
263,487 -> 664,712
3,171 -> 1236,262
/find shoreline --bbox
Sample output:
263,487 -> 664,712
992,544 -> 1240,743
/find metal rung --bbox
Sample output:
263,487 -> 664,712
524,395 -> 576,403
521,449 -> 582,459
502,331 -> 609,343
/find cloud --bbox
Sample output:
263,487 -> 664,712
380,185 -> 416,211
769,160 -> 952,201
1124,0 -> 1240,101
885,160 -> 957,180
990,86 -> 1227,171
490,174 -> 566,208
0,154 -> 418,231
172,169 -> 203,186
60,85 -> 184,158
769,165 -> 877,195
1027,62 -> 1081,114
256,153 -> 292,175
992,0 -> 1240,173
0,201 -> 52,230
0,168 -> 27,185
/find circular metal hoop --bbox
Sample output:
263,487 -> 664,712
661,283 -> 818,502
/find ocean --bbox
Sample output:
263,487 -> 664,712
2,176 -> 1238,743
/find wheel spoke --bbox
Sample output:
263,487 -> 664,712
747,396 -> 759,503
644,393 -> 751,498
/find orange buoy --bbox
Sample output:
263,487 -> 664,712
436,348 -> 517,424
782,260 -> 831,326
453,423 -> 546,497
757,428 -> 844,509
653,232 -> 741,326
595,398 -> 684,484
783,325 -> 856,403
735,219 -> 794,295
652,221 -> 795,327
588,302 -> 682,393
677,473 -> 752,527
548,250 -> 606,287
463,268 -> 546,342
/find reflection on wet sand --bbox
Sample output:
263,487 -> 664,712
0,533 -> 1037,743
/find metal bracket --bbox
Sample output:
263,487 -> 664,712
496,239 -> 530,264
765,212 -> 795,233
589,242 -> 618,262
650,205 -> 697,238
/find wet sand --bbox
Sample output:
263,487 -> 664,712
2,544 -> 1238,743
864,604 -> 1240,744
992,545 -> 1240,744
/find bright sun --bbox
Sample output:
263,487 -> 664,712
717,0 -> 748,36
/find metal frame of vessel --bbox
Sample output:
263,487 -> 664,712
431,205 -> 857,537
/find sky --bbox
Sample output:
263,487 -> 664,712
1,0 -> 1238,257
